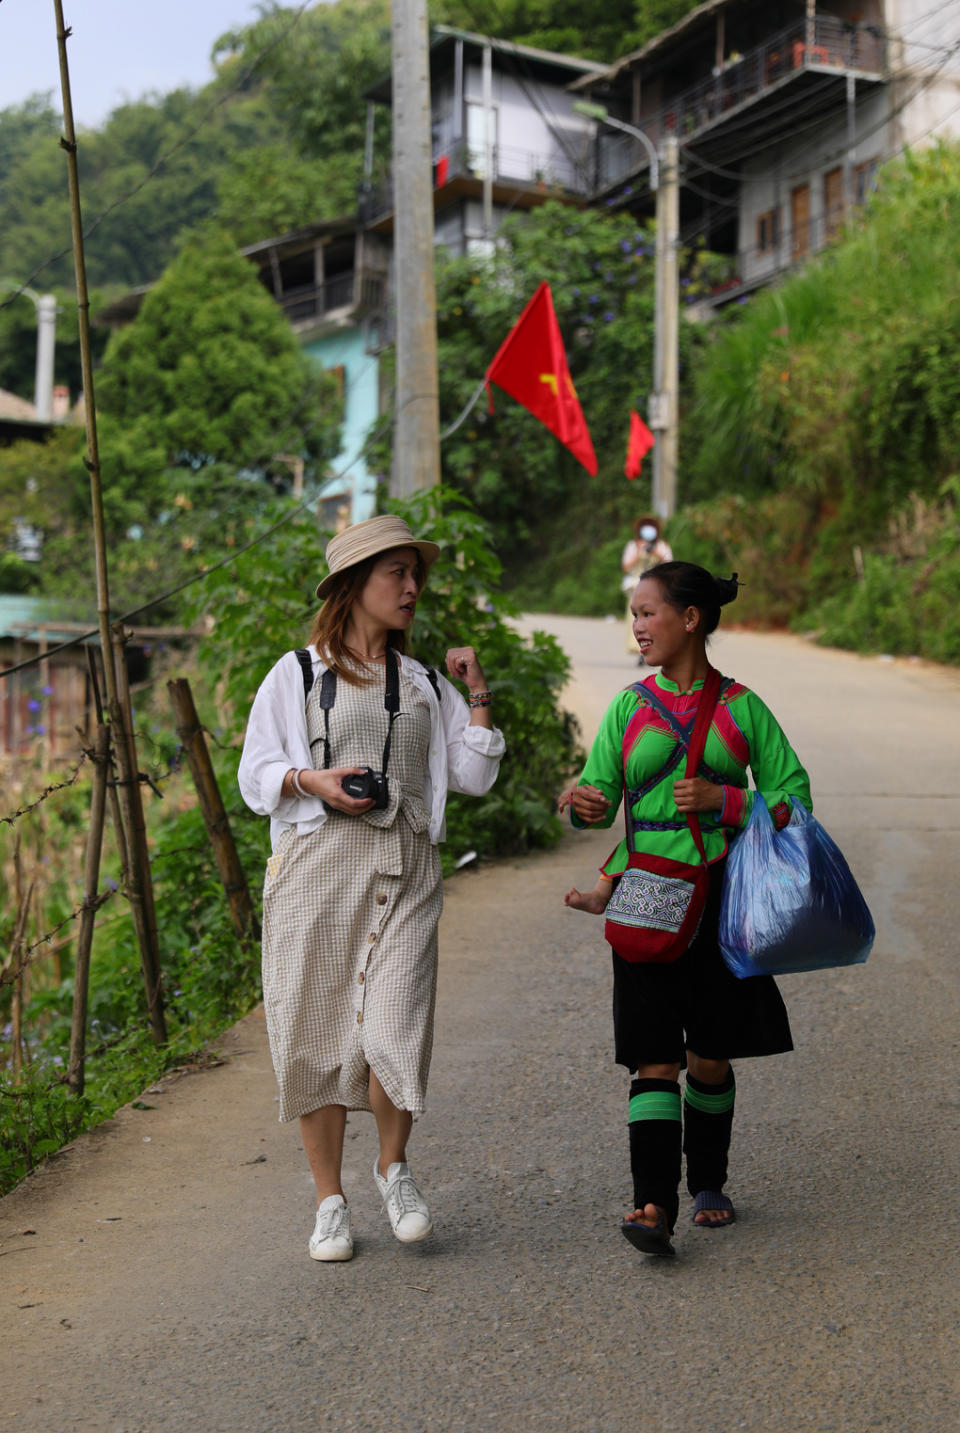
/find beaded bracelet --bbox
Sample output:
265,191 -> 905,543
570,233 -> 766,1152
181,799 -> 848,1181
468,690 -> 493,708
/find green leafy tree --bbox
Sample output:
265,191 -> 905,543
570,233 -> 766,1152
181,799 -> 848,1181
38,230 -> 344,614
0,428 -> 88,599
433,0 -> 700,60
0,84 -> 292,298
211,0 -> 393,228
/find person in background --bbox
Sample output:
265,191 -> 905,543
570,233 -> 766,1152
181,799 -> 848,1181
562,561 -> 811,1258
238,515 -> 505,1263
621,517 -> 673,659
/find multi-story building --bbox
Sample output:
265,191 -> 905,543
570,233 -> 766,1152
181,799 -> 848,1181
571,0 -> 960,302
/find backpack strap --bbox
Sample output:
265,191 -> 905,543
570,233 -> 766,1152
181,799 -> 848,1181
294,648 -> 314,704
412,657 -> 441,701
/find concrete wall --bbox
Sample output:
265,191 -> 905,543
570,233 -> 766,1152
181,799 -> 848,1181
301,325 -> 381,524
886,0 -> 960,148
431,53 -> 592,191
738,88 -> 890,285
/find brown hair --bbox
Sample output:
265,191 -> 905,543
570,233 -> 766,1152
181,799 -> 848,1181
307,547 -> 428,685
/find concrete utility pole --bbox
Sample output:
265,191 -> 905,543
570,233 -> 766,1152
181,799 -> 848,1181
572,104 -> 680,519
390,0 -> 441,494
651,136 -> 680,521
34,293 -> 57,421
0,283 -> 56,420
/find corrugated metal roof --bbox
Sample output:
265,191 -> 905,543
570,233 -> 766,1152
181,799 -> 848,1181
0,389 -> 37,420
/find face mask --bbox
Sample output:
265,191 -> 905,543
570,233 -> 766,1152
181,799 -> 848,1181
639,524 -> 658,542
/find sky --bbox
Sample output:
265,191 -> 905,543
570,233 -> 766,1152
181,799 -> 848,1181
0,0 -> 268,128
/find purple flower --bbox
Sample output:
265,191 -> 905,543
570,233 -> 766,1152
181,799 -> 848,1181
27,698 -> 41,712
620,239 -> 632,253
106,877 -> 119,891
42,685 -> 53,695
35,724 -> 46,735
604,312 -> 615,322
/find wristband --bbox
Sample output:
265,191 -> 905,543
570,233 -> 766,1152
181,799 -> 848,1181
468,690 -> 493,708
291,769 -> 310,798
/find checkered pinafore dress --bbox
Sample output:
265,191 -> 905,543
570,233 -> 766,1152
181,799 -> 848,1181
260,663 -> 442,1121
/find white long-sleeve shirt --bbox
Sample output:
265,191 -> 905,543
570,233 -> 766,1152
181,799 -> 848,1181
237,646 -> 506,850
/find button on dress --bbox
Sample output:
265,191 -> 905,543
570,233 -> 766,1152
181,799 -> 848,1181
260,665 -> 442,1121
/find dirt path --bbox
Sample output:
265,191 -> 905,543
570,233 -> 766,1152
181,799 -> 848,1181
2,623 -> 958,1432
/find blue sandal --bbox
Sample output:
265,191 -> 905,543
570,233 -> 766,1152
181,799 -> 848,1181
621,1207 -> 676,1257
692,1190 -> 736,1227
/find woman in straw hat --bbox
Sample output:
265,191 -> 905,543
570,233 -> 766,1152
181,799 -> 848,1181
239,515 -> 505,1262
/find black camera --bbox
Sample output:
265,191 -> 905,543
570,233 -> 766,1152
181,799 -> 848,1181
341,766 -> 389,809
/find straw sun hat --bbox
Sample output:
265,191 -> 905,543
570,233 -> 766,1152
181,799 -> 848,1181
315,514 -> 441,599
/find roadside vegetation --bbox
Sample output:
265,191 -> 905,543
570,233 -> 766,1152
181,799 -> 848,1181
673,143 -> 960,664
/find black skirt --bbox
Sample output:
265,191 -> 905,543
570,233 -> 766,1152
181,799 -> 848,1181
611,858 -> 793,1070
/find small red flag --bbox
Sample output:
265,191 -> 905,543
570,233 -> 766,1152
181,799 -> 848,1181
484,281 -> 597,475
435,155 -> 449,187
625,410 -> 655,480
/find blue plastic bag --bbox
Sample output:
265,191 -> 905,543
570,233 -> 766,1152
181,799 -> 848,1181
719,797 -> 875,979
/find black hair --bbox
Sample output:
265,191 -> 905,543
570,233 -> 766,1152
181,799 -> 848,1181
640,561 -> 741,636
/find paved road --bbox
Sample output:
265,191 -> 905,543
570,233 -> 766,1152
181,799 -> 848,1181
2,621 -> 959,1433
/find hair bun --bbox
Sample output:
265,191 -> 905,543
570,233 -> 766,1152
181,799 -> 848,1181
713,572 -> 742,607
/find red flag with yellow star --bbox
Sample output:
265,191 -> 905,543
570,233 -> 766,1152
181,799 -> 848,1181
484,282 -> 597,475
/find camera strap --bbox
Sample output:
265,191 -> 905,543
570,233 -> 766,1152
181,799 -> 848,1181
312,649 -> 400,777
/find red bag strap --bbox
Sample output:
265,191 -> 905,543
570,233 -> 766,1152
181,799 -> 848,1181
622,666 -> 722,865
683,665 -> 722,865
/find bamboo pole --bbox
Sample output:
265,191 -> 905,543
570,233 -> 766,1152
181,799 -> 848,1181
111,627 -> 166,1044
5,844 -> 34,1078
67,722 -> 110,1095
167,679 -> 260,942
53,11 -> 165,1041
87,647 -> 131,887
52,1 -> 118,719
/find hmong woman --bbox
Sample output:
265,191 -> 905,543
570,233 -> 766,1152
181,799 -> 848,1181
238,515 -> 505,1263
563,561 -> 811,1258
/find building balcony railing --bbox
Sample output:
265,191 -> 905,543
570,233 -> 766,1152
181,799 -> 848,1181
599,17 -> 885,189
276,271 -> 386,325
360,137 -> 592,224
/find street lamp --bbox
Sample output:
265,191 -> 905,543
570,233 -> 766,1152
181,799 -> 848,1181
0,281 -> 57,421
572,100 -> 659,191
572,101 -> 679,520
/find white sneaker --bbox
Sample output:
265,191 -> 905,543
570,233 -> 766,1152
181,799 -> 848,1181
373,1160 -> 433,1243
308,1194 -> 353,1261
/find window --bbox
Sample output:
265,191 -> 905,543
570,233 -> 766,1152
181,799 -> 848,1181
466,100 -> 497,177
756,208 -> 781,255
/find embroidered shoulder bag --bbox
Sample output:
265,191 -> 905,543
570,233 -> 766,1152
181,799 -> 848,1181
604,666 -> 722,964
